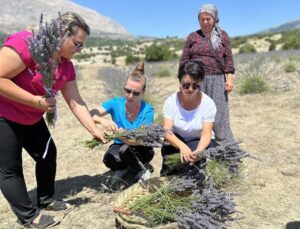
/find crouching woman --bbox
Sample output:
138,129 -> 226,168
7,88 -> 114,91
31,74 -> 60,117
161,61 -> 217,175
91,62 -> 155,184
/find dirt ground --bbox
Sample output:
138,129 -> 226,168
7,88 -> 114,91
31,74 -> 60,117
0,64 -> 299,229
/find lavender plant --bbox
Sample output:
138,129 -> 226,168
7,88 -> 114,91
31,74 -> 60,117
26,14 -> 65,126
84,124 -> 167,148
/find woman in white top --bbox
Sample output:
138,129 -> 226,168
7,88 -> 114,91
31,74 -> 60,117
161,60 -> 217,175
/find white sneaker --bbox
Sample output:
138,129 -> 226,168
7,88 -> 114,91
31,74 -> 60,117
111,169 -> 128,185
135,169 -> 152,183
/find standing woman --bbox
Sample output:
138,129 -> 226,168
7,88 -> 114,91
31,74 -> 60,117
0,12 -> 106,228
161,61 -> 217,175
91,62 -> 155,185
180,3 -> 235,143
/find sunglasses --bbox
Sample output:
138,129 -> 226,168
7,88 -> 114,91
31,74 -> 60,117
72,38 -> 84,50
124,88 -> 142,96
181,82 -> 201,91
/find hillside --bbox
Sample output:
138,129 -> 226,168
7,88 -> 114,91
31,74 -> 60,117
260,19 -> 300,34
0,0 -> 131,39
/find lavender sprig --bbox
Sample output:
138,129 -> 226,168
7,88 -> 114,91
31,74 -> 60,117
26,13 -> 64,126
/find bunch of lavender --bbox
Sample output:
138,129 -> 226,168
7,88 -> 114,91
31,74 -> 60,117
84,124 -> 167,149
128,185 -> 191,227
26,14 -> 64,126
175,182 -> 236,229
165,141 -> 248,175
199,141 -> 249,174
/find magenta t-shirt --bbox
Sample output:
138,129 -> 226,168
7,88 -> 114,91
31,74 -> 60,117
0,30 -> 76,125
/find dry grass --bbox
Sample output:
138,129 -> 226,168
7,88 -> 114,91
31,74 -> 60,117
1,54 -> 300,228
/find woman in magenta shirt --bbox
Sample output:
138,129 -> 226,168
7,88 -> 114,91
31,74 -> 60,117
0,12 -> 106,228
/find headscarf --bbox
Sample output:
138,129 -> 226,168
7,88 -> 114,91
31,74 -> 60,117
198,3 -> 222,50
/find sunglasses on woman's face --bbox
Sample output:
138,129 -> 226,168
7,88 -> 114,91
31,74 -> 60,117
124,87 -> 142,96
181,82 -> 201,91
72,38 -> 84,50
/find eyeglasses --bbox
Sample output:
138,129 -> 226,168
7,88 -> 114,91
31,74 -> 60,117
124,88 -> 142,96
72,38 -> 84,50
181,82 -> 201,91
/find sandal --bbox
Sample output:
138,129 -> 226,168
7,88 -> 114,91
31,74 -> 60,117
44,200 -> 70,211
18,214 -> 58,229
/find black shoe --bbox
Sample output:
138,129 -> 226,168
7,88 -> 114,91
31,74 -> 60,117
43,200 -> 70,211
17,214 -> 59,229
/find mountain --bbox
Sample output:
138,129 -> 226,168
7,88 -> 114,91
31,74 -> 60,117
0,0 -> 132,39
260,19 -> 300,34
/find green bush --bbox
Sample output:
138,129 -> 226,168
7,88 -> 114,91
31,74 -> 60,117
284,62 -> 296,73
239,43 -> 256,54
125,54 -> 141,65
230,36 -> 248,49
156,67 -> 171,77
145,44 -> 177,62
282,37 -> 300,50
269,41 -> 276,51
239,75 -> 268,94
280,30 -> 300,50
73,52 -> 97,60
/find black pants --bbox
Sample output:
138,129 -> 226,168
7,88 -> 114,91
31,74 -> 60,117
0,117 -> 57,224
161,134 -> 217,175
103,143 -> 154,172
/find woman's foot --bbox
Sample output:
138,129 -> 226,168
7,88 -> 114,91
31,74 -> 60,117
18,214 -> 58,228
41,200 -> 70,211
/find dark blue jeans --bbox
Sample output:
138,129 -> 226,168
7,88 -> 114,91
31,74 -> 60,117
103,143 -> 154,172
0,117 -> 57,224
160,133 -> 217,175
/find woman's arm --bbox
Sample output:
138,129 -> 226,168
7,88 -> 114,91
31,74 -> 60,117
163,117 -> 197,162
90,106 -> 118,132
0,47 -> 56,111
192,122 -> 214,162
222,31 -> 235,93
61,80 -> 107,143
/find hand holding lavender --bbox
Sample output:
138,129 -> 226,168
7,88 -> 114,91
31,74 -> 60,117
26,14 -> 65,126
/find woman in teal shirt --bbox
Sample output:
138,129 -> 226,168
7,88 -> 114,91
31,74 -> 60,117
91,62 -> 154,183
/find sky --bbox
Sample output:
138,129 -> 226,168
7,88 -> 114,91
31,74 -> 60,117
72,0 -> 300,38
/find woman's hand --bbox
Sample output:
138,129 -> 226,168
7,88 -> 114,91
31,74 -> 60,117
100,119 -> 118,132
225,74 -> 235,93
35,96 -> 56,112
91,128 -> 108,144
179,145 -> 197,163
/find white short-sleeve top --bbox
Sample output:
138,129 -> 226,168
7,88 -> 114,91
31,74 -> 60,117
163,92 -> 216,141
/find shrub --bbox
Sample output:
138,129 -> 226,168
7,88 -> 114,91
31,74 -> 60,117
269,41 -> 276,51
239,43 -> 256,54
239,75 -> 268,94
230,36 -> 248,49
282,37 -> 300,50
125,54 -> 141,65
145,44 -> 177,62
156,67 -> 171,77
284,62 -> 296,73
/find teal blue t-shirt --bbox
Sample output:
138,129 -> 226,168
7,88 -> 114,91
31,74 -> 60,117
101,97 -> 155,143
